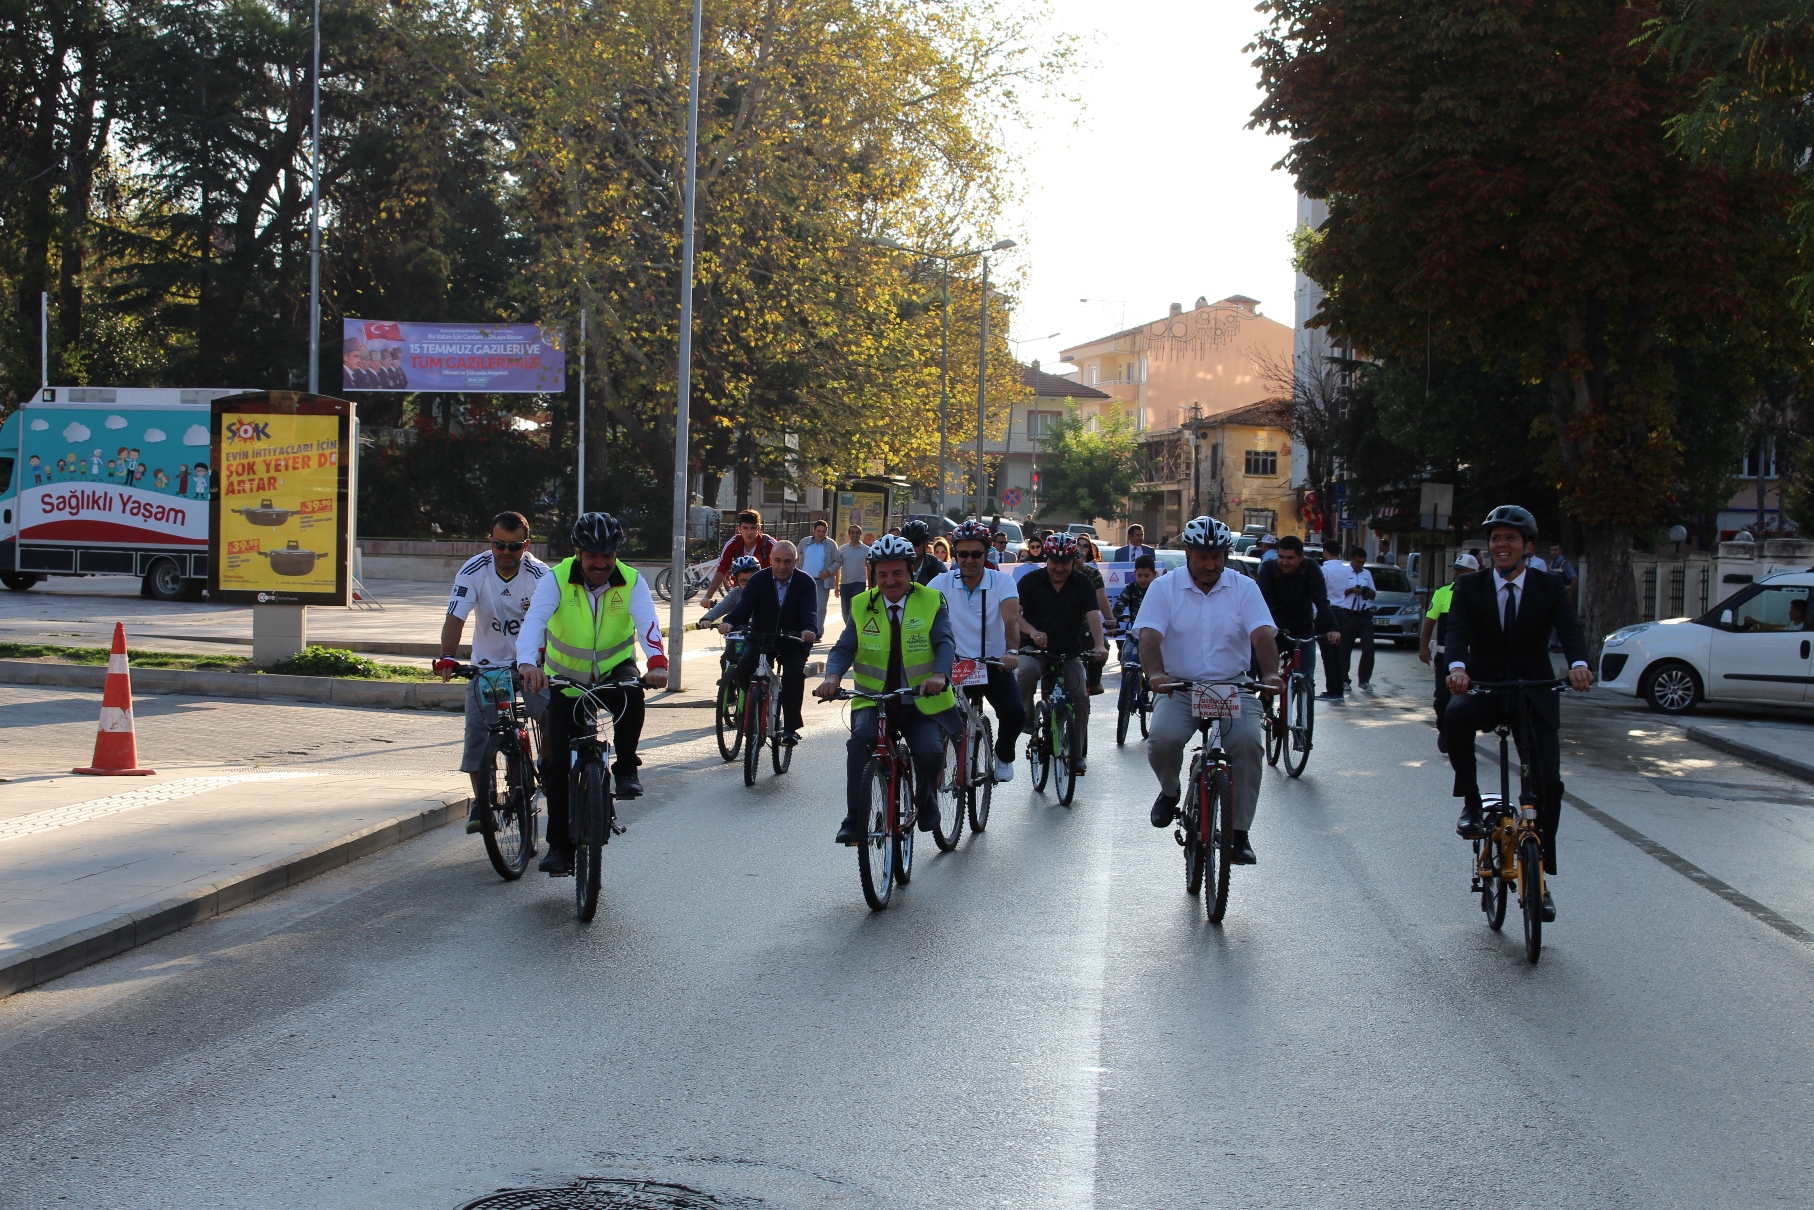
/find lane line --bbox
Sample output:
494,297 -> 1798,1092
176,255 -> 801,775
1044,783 -> 1114,1209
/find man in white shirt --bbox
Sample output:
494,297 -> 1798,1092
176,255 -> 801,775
1320,547 -> 1377,697
928,520 -> 1024,780
1137,516 -> 1282,864
798,518 -> 836,632
434,511 -> 550,832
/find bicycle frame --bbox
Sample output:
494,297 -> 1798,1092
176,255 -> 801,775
1464,679 -> 1567,961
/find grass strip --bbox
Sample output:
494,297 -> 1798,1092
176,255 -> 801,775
0,641 -> 434,680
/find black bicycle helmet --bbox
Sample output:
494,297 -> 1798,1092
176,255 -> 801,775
1479,504 -> 1538,540
570,511 -> 626,553
900,518 -> 934,545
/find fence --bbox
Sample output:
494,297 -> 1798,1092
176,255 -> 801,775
1627,552 -> 1713,622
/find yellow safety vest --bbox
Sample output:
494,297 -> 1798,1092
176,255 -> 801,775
543,557 -> 639,693
849,584 -> 955,715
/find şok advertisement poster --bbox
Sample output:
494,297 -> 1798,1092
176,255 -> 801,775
209,394 -> 352,606
341,320 -> 565,393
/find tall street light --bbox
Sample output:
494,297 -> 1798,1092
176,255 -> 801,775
667,0 -> 704,691
307,0 -> 322,394
868,236 -> 1015,516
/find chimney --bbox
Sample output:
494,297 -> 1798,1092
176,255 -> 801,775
1169,302 -> 1183,316
1194,296 -> 1209,309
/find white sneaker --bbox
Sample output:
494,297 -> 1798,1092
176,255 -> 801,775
993,758 -> 1015,782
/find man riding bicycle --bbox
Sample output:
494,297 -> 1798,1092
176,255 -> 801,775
814,534 -> 960,844
1254,534 -> 1340,687
1138,516 -> 1282,864
517,512 -> 669,875
434,510 -> 551,834
1014,532 -> 1106,775
901,518 -> 948,585
718,539 -> 819,745
927,519 -> 1024,782
1442,505 -> 1591,917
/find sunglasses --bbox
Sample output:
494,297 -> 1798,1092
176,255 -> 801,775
954,549 -> 987,559
491,540 -> 527,552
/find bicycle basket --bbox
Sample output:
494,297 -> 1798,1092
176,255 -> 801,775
477,667 -> 516,706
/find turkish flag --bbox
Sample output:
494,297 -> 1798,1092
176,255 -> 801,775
364,322 -> 404,341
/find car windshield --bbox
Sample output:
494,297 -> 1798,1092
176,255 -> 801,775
992,520 -> 1023,541
1368,566 -> 1412,593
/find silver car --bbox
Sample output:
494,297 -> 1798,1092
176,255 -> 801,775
1365,563 -> 1422,648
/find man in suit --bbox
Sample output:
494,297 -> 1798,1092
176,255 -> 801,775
1118,523 -> 1156,563
719,539 -> 819,743
1442,505 -> 1593,918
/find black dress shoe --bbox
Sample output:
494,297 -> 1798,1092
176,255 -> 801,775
1540,891 -> 1557,922
1436,732 -> 1448,754
917,804 -> 939,833
538,846 -> 573,875
1231,830 -> 1257,865
1316,691 -> 1344,701
614,772 -> 643,799
781,729 -> 800,747
1150,793 -> 1179,828
835,817 -> 863,845
1456,799 -> 1486,839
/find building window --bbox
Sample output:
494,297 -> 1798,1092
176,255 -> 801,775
1087,364 -> 1099,385
1244,449 -> 1278,476
1741,442 -> 1777,479
1243,508 -> 1277,532
1208,441 -> 1221,480
1028,411 -> 1061,439
1138,356 -> 1147,384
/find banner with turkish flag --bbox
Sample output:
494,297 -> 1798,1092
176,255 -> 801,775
341,319 -> 565,393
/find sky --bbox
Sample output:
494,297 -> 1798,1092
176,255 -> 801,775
998,0 -> 1300,371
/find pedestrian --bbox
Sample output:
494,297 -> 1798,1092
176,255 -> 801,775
932,536 -> 951,564
989,530 -> 1010,567
798,517 -> 836,632
836,522 -> 871,625
702,508 -> 775,606
1319,546 -> 1377,697
1548,543 -> 1577,592
1118,523 -> 1156,563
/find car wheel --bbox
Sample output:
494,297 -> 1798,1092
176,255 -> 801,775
1642,660 -> 1701,715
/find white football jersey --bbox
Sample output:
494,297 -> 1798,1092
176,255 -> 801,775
448,551 -> 550,666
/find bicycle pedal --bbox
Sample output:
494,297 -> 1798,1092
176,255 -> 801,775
611,823 -> 627,836
1174,828 -> 1186,847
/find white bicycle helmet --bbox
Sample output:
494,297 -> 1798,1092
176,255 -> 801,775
1180,515 -> 1233,552
867,533 -> 916,564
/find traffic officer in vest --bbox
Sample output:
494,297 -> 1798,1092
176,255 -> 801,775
518,512 -> 668,876
813,533 -> 961,845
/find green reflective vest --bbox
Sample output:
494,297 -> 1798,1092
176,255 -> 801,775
1426,582 -> 1455,621
848,584 -> 955,715
543,557 -> 638,692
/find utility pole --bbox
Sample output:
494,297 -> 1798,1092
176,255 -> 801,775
975,254 -> 989,517
667,0 -> 704,691
39,292 -> 48,391
307,0 -> 322,394
577,308 -> 586,515
937,258 -> 949,515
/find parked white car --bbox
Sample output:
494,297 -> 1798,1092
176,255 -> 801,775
1597,569 -> 1814,713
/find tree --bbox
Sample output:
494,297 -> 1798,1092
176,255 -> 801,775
1252,0 -> 1805,651
1036,405 -> 1137,524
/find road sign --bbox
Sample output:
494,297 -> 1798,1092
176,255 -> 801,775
1002,487 -> 1023,508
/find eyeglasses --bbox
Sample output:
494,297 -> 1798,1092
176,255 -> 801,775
491,540 -> 527,552
954,549 -> 987,559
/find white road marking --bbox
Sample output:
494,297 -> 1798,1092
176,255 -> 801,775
0,772 -> 322,842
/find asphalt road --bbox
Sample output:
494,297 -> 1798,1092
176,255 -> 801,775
2,649 -> 1811,1209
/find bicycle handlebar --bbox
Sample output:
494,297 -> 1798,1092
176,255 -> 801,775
1159,676 -> 1273,696
547,672 -> 646,694
833,686 -> 922,704
1466,678 -> 1569,693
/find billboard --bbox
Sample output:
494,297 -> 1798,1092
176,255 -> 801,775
341,320 -> 565,393
9,403 -> 214,549
208,393 -> 353,606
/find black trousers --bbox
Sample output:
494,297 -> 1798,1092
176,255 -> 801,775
1333,606 -> 1375,688
846,703 -> 950,821
1433,658 -> 1452,721
734,636 -> 807,731
541,681 -> 644,850
964,666 -> 1025,763
1441,691 -> 1564,864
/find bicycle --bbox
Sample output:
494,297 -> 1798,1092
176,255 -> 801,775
652,558 -> 714,604
1165,677 -> 1268,924
1465,678 -> 1566,964
833,686 -> 923,909
739,631 -> 808,786
932,656 -> 1009,850
449,664 -> 540,881
545,671 -> 640,922
1263,634 -> 1315,779
1114,633 -> 1151,746
1021,648 -> 1084,806
714,628 -> 748,762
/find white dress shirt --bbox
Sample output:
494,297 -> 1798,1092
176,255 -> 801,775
1133,565 -> 1276,685
1323,561 -> 1376,612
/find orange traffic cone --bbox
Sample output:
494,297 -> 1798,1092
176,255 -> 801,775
73,623 -> 156,776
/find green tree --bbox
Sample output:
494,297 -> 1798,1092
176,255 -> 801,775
1253,0 -> 1804,650
1036,405 -> 1137,524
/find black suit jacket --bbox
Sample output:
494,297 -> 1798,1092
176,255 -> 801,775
1444,567 -> 1589,726
723,567 -> 818,638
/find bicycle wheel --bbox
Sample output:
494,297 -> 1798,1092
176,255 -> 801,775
1264,684 -> 1284,767
1137,676 -> 1151,739
1518,834 -> 1544,963
1207,766 -> 1233,924
574,760 -> 608,922
895,760 -> 916,886
932,731 -> 965,851
857,757 -> 894,910
479,735 -> 532,880
1284,673 -> 1313,778
770,684 -> 793,775
1029,704 -> 1052,792
1181,753 -> 1205,896
1482,855 -> 1508,930
1116,675 -> 1135,746
715,679 -> 744,762
652,566 -> 672,602
968,715 -> 994,833
1053,705 -> 1078,806
742,683 -> 763,786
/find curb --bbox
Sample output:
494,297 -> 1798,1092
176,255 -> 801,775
0,660 -> 466,711
0,791 -> 470,1001
1684,726 -> 1814,786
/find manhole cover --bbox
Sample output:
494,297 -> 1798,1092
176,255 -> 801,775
459,1179 -> 739,1210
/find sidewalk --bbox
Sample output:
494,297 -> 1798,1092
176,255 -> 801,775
0,764 -> 468,998
1685,718 -> 1814,785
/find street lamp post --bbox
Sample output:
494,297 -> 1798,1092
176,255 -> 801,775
975,254 -> 989,516
667,0 -> 704,691
307,0 -> 322,394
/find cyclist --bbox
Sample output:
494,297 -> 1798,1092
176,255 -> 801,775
813,534 -> 960,844
927,519 -> 1024,782
702,508 -> 774,606
696,554 -> 760,627
718,539 -> 819,745
435,511 -> 551,834
517,511 -> 669,875
1112,553 -> 1156,640
1137,516 -> 1282,864
1419,551 -> 1480,747
1254,534 -> 1340,691
901,518 -> 948,585
1014,532 -> 1107,775
1442,505 -> 1591,916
